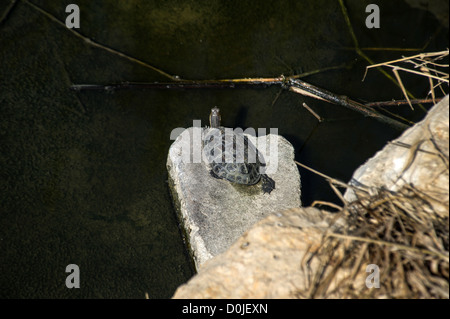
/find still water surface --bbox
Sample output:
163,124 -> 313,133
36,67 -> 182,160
0,0 -> 447,297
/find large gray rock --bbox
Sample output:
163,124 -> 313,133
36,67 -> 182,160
167,127 -> 301,269
345,95 -> 449,217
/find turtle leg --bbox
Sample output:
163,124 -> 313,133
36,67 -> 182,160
261,174 -> 275,194
210,170 -> 223,180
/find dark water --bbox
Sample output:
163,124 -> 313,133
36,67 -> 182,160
0,0 -> 447,298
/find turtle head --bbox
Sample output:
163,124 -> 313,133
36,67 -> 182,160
209,107 -> 221,128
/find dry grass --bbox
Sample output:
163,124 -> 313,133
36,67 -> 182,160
365,50 -> 449,109
318,185 -> 448,298
302,159 -> 449,298
296,63 -> 449,296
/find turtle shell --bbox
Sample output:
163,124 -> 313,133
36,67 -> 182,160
203,127 -> 263,185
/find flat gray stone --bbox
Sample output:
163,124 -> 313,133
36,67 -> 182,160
167,127 -> 301,269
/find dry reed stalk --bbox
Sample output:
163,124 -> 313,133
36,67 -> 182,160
365,50 -> 449,110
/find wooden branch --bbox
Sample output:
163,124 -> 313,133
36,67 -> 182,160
366,98 -> 443,107
71,75 -> 410,130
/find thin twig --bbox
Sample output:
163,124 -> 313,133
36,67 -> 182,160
289,78 -> 410,130
290,62 -> 352,79
311,200 -> 342,211
364,50 -> 449,113
339,0 -> 422,104
367,50 -> 449,68
302,103 -> 322,122
392,68 -> 413,110
381,64 -> 448,83
366,98 -> 443,107
22,0 -> 178,81
0,0 -> 18,25
71,76 -> 411,130
294,160 -> 351,189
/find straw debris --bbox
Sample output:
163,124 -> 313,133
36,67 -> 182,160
305,181 -> 449,298
365,50 -> 449,109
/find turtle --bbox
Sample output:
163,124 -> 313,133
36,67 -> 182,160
202,107 -> 275,194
